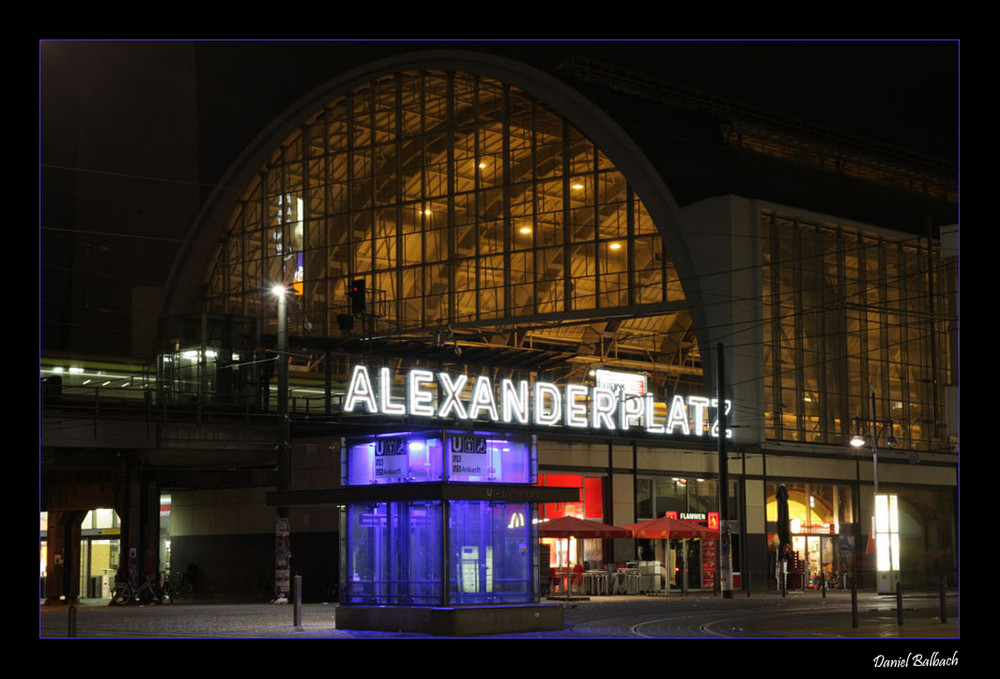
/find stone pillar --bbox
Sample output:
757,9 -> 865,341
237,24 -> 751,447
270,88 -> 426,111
44,510 -> 86,604
141,478 -> 161,582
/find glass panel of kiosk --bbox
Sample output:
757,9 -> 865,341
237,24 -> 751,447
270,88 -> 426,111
341,430 -> 537,606
345,432 -> 531,485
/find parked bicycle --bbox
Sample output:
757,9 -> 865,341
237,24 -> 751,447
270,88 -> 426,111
110,573 -> 163,605
164,570 -> 193,602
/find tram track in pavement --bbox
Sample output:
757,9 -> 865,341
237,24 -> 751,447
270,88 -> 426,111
566,595 -> 862,638
41,593 -> 957,638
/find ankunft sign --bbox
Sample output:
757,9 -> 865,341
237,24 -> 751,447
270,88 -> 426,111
342,365 -> 732,439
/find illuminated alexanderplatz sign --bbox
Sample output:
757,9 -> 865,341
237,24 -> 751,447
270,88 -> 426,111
343,365 -> 732,439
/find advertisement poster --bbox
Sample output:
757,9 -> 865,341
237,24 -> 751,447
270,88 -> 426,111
275,517 -> 290,595
702,538 -> 717,590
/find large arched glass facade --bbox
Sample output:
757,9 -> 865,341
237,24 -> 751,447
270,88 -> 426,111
205,70 -> 700,388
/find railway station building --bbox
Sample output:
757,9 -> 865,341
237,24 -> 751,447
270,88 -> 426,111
41,48 -> 958,604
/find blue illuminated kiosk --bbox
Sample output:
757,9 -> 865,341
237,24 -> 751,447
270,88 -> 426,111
275,429 -> 577,635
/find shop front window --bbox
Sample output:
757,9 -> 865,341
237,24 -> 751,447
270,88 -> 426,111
538,473 -> 605,569
877,484 -> 957,587
641,476 -> 740,523
655,477 -> 687,517
767,482 -> 856,589
537,473 -> 603,521
636,478 -> 653,520
636,476 -> 741,591
767,482 -> 841,535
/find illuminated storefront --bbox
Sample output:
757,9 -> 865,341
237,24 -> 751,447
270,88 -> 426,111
537,472 -> 605,569
40,509 -> 122,600
634,477 -> 736,591
765,483 -> 855,589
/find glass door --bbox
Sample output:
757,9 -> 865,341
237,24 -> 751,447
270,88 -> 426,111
666,538 -> 702,590
800,535 -> 839,589
668,538 -> 683,590
688,539 -> 703,590
806,536 -> 821,588
820,535 -> 836,588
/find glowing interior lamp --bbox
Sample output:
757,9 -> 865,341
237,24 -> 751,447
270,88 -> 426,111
271,283 -> 287,296
519,226 -> 532,234
478,162 -> 486,169
609,242 -> 622,250
571,182 -> 584,190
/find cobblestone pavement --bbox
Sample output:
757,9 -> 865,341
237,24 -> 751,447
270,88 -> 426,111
39,590 -> 959,640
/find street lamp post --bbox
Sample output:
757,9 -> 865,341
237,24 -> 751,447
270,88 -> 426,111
851,389 -> 900,594
850,390 -> 899,494
272,284 -> 289,415
271,283 -> 291,603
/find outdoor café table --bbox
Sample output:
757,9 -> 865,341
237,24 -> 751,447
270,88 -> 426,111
621,568 -> 641,594
584,570 -> 608,595
551,568 -> 572,596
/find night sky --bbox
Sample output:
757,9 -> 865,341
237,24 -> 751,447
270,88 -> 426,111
39,40 -> 959,357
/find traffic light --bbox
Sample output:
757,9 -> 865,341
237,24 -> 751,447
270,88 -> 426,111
349,279 -> 366,315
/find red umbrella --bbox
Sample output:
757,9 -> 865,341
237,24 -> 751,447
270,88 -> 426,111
539,516 -> 630,596
624,516 -> 720,540
539,515 -> 631,539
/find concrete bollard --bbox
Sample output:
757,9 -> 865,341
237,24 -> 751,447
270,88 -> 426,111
896,581 -> 903,626
851,579 -> 858,628
939,577 -> 947,624
293,575 -> 302,629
